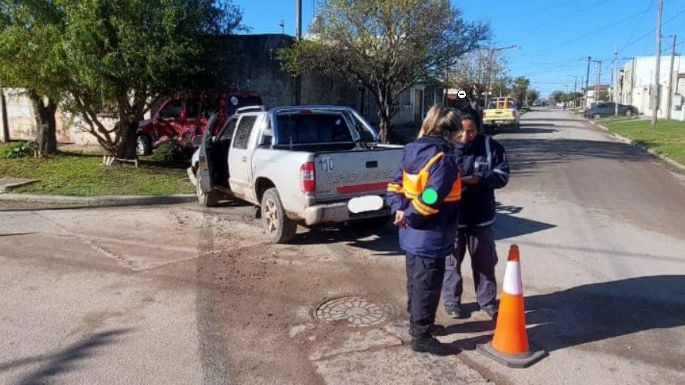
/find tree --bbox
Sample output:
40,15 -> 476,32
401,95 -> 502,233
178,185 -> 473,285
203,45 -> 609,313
511,76 -> 530,105
56,0 -> 241,159
598,90 -> 610,102
0,0 -> 66,155
280,0 -> 489,142
449,48 -> 507,105
526,89 -> 539,104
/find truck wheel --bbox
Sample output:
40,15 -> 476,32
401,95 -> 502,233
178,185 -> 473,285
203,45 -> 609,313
625,109 -> 633,116
592,113 -> 601,120
196,172 -> 220,207
261,188 -> 297,243
136,135 -> 152,156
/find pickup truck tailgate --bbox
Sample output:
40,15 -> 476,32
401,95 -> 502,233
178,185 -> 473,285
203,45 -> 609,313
484,109 -> 516,120
313,148 -> 403,203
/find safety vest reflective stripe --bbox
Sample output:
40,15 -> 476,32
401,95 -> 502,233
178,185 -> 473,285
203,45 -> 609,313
402,152 -> 445,198
387,183 -> 403,193
411,198 -> 439,216
444,176 -> 462,202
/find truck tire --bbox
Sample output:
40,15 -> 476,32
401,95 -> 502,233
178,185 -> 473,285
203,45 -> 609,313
196,172 -> 221,207
261,188 -> 297,243
136,134 -> 152,156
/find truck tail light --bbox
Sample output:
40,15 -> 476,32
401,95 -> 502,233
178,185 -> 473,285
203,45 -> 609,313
300,162 -> 316,193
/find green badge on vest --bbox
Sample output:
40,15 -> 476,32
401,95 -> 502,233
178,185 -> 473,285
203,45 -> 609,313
422,188 -> 438,205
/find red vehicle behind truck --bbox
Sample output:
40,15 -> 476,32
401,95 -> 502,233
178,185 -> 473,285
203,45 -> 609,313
136,91 -> 263,155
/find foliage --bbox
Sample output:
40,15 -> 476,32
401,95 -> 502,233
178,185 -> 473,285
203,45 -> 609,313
0,141 -> 37,158
511,76 -> 530,104
55,0 -> 242,158
526,89 -> 540,104
449,48 -> 507,103
146,141 -> 190,166
0,0 -> 65,155
279,0 -> 489,142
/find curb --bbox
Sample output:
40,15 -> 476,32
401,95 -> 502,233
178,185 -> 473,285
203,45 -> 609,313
0,193 -> 197,207
587,119 -> 685,172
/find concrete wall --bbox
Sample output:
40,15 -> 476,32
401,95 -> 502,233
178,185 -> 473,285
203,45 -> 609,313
620,56 -> 685,120
2,34 -> 440,145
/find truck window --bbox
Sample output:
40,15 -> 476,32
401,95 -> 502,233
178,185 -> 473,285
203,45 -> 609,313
275,113 -> 353,144
233,116 -> 257,149
185,98 -> 201,119
220,119 -> 238,140
159,99 -> 182,119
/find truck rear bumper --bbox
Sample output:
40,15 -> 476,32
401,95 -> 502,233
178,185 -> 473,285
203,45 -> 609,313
303,202 -> 390,226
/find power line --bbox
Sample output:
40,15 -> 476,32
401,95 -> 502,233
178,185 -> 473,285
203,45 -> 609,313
617,6 -> 685,54
525,3 -> 663,55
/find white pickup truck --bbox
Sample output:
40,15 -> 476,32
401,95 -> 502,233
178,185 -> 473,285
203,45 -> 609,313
188,105 -> 404,243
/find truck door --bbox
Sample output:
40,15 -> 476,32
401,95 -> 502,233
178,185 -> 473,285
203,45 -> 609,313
228,115 -> 258,198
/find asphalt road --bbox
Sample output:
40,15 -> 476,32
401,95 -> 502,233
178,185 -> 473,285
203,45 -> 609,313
0,108 -> 683,385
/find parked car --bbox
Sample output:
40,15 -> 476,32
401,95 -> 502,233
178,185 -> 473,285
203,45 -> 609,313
136,91 -> 263,155
482,97 -> 520,133
188,105 -> 404,243
584,102 -> 638,119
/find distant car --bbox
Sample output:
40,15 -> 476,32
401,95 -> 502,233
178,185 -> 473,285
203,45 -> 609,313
584,102 -> 638,119
136,91 -> 264,155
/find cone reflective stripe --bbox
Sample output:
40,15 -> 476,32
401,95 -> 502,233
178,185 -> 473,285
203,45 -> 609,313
477,245 -> 547,368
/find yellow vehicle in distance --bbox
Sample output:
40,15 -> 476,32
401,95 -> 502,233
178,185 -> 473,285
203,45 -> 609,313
482,97 -> 520,133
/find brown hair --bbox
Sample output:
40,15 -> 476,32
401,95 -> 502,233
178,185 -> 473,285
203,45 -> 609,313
418,105 -> 460,138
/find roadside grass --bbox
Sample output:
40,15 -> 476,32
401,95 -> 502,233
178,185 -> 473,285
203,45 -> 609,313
0,142 -> 194,196
600,119 -> 685,165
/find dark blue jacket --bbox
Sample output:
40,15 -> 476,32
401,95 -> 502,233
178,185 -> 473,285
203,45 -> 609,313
456,134 -> 509,227
386,136 -> 461,259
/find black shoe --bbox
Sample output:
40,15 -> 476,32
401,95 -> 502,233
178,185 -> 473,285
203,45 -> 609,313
410,324 -> 444,338
445,305 -> 469,319
410,336 -> 450,355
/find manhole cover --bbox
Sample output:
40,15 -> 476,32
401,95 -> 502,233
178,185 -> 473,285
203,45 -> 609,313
315,296 -> 388,327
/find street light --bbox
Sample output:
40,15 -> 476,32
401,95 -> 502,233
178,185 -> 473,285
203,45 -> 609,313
485,45 -> 519,107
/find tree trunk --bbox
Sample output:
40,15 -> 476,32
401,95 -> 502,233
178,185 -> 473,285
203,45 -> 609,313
377,90 -> 393,144
28,91 -> 58,156
114,94 -> 143,160
1,87 -> 9,143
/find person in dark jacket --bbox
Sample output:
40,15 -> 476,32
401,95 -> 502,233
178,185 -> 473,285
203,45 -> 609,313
442,114 -> 509,320
386,105 -> 462,354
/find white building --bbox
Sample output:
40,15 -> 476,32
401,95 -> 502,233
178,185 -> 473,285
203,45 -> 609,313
618,55 -> 685,121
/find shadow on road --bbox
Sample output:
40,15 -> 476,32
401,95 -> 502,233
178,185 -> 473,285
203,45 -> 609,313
453,276 -> 685,370
0,329 -> 131,385
502,138 -> 650,176
289,204 -> 555,254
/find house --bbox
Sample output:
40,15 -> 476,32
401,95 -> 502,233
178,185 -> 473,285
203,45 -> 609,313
583,85 -> 611,108
617,55 -> 685,121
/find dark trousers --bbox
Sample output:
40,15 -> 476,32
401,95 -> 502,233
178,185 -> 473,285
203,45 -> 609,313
406,253 -> 445,339
442,225 -> 498,310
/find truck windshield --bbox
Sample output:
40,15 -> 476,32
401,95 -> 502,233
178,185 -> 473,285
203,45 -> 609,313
275,113 -> 353,144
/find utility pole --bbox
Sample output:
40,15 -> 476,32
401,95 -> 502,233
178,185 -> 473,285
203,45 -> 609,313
294,0 -> 303,104
584,56 -> 591,107
573,76 -> 578,108
614,49 -> 619,116
667,34 -> 677,119
295,0 -> 302,40
591,59 -> 602,105
652,0 -> 663,127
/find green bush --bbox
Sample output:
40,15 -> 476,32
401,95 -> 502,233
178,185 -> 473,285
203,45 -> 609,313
0,141 -> 37,159
147,141 -> 189,165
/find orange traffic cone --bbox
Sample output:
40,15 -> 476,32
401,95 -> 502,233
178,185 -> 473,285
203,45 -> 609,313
476,245 -> 547,368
